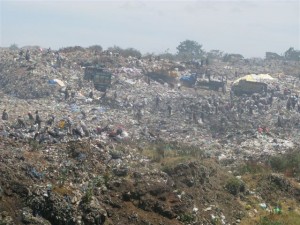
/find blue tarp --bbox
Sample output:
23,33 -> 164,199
48,80 -> 56,85
180,74 -> 196,82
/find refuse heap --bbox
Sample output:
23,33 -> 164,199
1,47 -> 300,162
1,46 -> 300,225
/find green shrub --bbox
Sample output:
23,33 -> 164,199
179,213 -> 195,224
225,177 -> 245,195
82,186 -> 93,204
269,151 -> 300,177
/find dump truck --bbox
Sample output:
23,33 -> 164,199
196,77 -> 226,92
145,68 -> 180,86
178,72 -> 226,92
84,66 -> 112,92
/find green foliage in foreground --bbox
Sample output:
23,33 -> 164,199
269,150 -> 300,177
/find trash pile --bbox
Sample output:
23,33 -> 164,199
1,46 -> 300,225
1,47 -> 300,160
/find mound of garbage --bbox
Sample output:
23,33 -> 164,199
1,46 -> 300,224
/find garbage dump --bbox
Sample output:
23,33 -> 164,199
0,46 -> 300,225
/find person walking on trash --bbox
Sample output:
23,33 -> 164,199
2,109 -> 8,120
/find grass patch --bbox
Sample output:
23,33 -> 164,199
140,140 -> 203,163
242,211 -> 300,225
52,185 -> 73,196
268,151 -> 300,177
237,161 -> 271,175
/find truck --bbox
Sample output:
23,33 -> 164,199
84,66 -> 112,92
179,73 -> 226,93
145,69 -> 180,86
196,77 -> 227,92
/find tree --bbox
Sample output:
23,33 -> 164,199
87,45 -> 103,53
176,40 -> 203,61
9,43 -> 19,51
265,52 -> 283,60
158,52 -> 176,61
284,47 -> 300,61
223,53 -> 244,62
107,46 -> 142,58
207,50 -> 224,60
107,45 -> 123,54
122,48 -> 142,59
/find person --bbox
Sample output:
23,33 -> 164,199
2,109 -> 8,120
291,95 -> 298,109
19,49 -> 24,58
277,114 -> 283,127
78,78 -> 83,89
64,88 -> 70,100
200,111 -> 205,123
17,116 -> 26,128
286,97 -> 292,111
167,104 -> 172,116
136,108 -> 142,123
192,111 -> 198,124
28,112 -> 34,121
46,115 -> 55,126
177,83 -> 181,90
155,95 -> 160,109
27,112 -> 35,126
100,91 -> 107,100
80,120 -> 90,137
25,49 -> 30,61
147,76 -> 151,85
35,111 -> 42,130
81,110 -> 87,119
66,115 -> 73,133
89,90 -> 94,99
268,95 -> 273,106
71,90 -> 76,99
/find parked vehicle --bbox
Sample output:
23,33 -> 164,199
84,66 -> 112,92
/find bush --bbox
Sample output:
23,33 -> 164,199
225,177 -> 245,195
179,214 -> 195,224
269,151 -> 300,177
269,157 -> 288,172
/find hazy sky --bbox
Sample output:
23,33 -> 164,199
0,0 -> 299,58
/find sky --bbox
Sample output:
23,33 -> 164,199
0,0 -> 299,58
